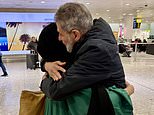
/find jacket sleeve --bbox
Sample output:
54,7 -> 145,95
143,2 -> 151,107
40,43 -> 119,100
40,58 -> 47,72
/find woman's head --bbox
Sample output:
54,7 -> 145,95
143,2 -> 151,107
37,22 -> 69,61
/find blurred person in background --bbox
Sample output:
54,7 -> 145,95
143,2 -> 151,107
0,50 -> 8,76
27,36 -> 38,53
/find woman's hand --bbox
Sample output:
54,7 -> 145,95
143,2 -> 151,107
124,81 -> 134,96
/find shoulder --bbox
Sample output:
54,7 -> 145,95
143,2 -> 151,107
76,38 -> 117,60
79,39 -> 107,53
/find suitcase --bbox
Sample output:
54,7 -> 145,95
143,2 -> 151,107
26,54 -> 39,69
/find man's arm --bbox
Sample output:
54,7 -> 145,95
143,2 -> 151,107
40,44 -> 131,100
40,45 -> 111,99
41,74 -> 134,100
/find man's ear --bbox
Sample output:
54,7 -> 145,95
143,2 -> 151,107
72,30 -> 81,42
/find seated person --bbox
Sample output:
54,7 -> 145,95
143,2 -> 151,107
119,44 -> 132,57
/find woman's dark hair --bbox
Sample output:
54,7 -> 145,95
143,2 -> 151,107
37,22 -> 69,62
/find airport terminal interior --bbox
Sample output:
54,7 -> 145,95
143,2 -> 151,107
0,0 -> 154,115
0,53 -> 154,115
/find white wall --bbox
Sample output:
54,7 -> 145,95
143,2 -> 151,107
109,23 -> 119,31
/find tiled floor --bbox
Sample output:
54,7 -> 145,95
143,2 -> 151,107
0,52 -> 154,115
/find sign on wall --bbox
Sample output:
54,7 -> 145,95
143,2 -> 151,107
0,13 -> 55,51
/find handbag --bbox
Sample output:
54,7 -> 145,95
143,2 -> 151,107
19,90 -> 45,115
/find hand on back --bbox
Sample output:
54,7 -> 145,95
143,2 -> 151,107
45,61 -> 66,81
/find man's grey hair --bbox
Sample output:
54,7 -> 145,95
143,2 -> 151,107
55,2 -> 93,35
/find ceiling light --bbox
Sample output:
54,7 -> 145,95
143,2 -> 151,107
86,2 -> 90,5
136,10 -> 140,12
96,13 -> 99,15
128,13 -> 133,15
106,10 -> 110,12
123,13 -> 126,16
109,17 -> 111,19
41,1 -> 45,3
125,3 -> 130,6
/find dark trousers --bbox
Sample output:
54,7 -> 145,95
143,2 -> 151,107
0,56 -> 7,74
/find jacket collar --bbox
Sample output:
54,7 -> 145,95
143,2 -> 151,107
71,18 -> 117,56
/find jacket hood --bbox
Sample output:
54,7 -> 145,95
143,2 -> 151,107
86,18 -> 117,44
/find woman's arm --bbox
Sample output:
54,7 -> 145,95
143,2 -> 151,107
124,81 -> 134,95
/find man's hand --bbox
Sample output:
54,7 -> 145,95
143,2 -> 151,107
44,61 -> 66,81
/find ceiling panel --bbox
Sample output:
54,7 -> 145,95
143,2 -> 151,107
0,0 -> 154,23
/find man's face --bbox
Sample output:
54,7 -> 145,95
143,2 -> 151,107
31,37 -> 36,42
56,23 -> 76,53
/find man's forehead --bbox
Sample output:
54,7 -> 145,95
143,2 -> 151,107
56,23 -> 61,32
56,23 -> 65,34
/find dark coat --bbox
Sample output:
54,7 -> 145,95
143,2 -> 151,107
40,18 -> 126,114
41,18 -> 126,98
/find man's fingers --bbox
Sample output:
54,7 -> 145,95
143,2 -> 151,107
45,61 -> 66,81
55,65 -> 66,73
48,68 -> 63,81
53,70 -> 62,80
48,72 -> 59,81
56,61 -> 66,66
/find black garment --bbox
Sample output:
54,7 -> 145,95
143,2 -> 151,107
40,18 -> 126,99
119,44 -> 126,53
87,85 -> 115,115
119,44 -> 132,57
27,41 -> 38,52
37,23 -> 69,62
37,23 -> 70,72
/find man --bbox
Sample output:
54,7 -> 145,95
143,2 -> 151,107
27,36 -> 38,52
0,51 -> 8,76
40,2 -> 133,115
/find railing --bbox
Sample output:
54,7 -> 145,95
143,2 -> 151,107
1,50 -> 30,63
118,43 -> 154,61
